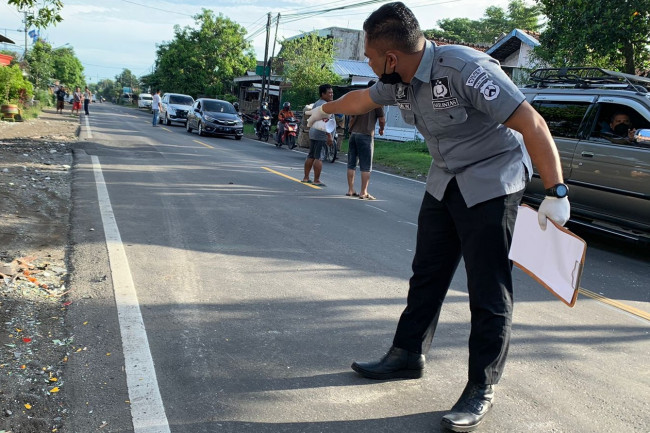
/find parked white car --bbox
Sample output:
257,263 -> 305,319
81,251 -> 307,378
138,93 -> 153,109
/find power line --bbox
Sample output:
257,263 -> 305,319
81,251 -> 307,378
119,0 -> 194,17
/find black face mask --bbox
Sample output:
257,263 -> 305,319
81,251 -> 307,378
613,123 -> 630,136
379,56 -> 404,85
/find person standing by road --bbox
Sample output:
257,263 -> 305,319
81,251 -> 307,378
55,85 -> 66,114
302,84 -> 334,187
71,86 -> 82,116
306,3 -> 570,432
346,80 -> 385,199
83,87 -> 92,116
151,89 -> 162,126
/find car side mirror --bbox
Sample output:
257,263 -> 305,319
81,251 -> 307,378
634,128 -> 650,144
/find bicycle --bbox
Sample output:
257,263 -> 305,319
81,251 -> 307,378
324,132 -> 338,163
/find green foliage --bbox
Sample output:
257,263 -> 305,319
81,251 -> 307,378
535,0 -> 650,74
25,40 -> 54,90
278,33 -> 342,108
423,0 -> 541,44
0,64 -> 34,104
7,0 -> 63,28
93,78 -> 116,101
52,47 -> 85,89
33,88 -> 52,107
152,9 -> 256,99
115,69 -> 138,91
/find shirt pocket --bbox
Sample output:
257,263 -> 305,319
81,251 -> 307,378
400,109 -> 416,125
431,106 -> 468,127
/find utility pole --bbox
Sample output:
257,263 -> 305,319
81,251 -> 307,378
260,12 -> 271,113
268,13 -> 280,105
21,10 -> 28,57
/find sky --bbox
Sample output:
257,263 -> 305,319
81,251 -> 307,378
0,0 -> 518,83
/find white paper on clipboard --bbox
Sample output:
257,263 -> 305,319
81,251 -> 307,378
508,205 -> 587,307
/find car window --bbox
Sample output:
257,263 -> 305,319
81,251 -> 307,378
591,102 -> 650,147
169,95 -> 194,105
203,100 -> 235,113
532,100 -> 591,139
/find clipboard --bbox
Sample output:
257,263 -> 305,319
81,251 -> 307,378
508,205 -> 587,307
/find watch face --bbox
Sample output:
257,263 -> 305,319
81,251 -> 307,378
556,184 -> 568,197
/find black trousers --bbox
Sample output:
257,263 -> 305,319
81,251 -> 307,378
84,99 -> 90,115
393,178 -> 523,385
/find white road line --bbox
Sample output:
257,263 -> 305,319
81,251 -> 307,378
91,156 -> 171,433
84,115 -> 93,138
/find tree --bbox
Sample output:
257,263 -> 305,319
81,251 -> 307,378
52,46 -> 84,89
115,69 -> 138,92
424,0 -> 541,44
278,33 -> 342,108
0,64 -> 33,104
94,78 -> 116,101
535,0 -> 650,74
24,40 -> 53,90
7,0 -> 63,28
153,9 -> 256,99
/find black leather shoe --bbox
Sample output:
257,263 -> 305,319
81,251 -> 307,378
351,346 -> 424,380
440,382 -> 495,432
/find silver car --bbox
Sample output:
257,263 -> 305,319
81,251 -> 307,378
160,93 -> 194,126
521,67 -> 650,243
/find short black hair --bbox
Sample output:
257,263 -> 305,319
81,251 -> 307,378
363,2 -> 423,54
319,83 -> 332,97
610,111 -> 631,123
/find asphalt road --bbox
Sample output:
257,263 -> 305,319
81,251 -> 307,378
64,103 -> 649,433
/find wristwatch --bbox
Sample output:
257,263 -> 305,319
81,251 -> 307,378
545,183 -> 569,198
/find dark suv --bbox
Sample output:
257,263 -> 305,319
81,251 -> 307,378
520,67 -> 650,242
160,93 -> 194,126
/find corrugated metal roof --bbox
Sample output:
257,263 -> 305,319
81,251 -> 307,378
486,29 -> 540,59
334,59 -> 376,78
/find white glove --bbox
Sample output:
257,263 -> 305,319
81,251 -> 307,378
306,105 -> 329,127
537,196 -> 570,230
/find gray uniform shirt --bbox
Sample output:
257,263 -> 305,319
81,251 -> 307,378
369,40 -> 532,207
308,98 -> 333,141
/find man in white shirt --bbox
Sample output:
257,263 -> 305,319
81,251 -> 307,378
152,89 -> 162,126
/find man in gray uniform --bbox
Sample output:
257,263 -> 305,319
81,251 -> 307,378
307,2 -> 570,432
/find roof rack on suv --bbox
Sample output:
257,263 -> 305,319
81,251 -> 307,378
526,67 -> 650,93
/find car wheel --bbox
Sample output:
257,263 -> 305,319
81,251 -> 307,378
198,122 -> 204,136
186,120 -> 192,133
165,114 -> 171,126
235,135 -> 242,140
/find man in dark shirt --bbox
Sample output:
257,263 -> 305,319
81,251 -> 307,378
55,86 -> 67,114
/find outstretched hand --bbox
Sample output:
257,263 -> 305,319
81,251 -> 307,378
306,105 -> 329,127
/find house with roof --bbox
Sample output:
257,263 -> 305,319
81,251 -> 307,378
0,34 -> 16,67
486,29 -> 542,84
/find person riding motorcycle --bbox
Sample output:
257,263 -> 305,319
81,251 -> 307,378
277,102 -> 295,144
256,102 -> 272,135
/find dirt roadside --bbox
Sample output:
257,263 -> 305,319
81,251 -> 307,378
0,108 -> 78,433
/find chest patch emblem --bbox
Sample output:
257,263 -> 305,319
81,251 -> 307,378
432,77 -> 450,99
430,76 -> 459,110
395,83 -> 408,100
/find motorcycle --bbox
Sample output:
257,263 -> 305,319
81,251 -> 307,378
256,115 -> 271,142
276,117 -> 298,149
